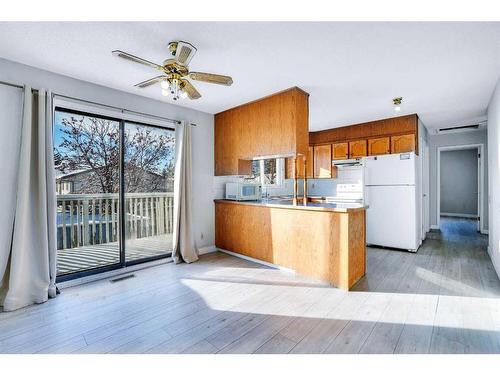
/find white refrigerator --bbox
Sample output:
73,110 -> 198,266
364,152 -> 421,252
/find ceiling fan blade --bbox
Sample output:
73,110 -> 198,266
112,50 -> 164,71
181,79 -> 201,100
134,75 -> 166,88
174,41 -> 197,66
189,72 -> 233,86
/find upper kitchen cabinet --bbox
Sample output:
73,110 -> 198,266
214,87 -> 309,176
368,137 -> 390,155
309,114 -> 419,155
391,134 -> 416,154
348,139 -> 367,158
314,144 -> 333,178
214,109 -> 252,176
332,142 -> 349,160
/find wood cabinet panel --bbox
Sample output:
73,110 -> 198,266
391,134 -> 416,154
314,144 -> 332,178
306,146 -> 314,178
214,87 -> 309,175
214,111 -> 227,176
332,142 -> 349,160
295,91 -> 310,159
215,201 -> 366,290
368,137 -> 390,156
331,164 -> 338,179
348,139 -> 367,158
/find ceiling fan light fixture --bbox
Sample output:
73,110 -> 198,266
170,79 -> 180,99
393,97 -> 403,112
113,40 -> 232,101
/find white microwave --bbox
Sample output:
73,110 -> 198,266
225,182 -> 262,201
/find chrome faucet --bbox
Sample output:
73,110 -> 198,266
262,186 -> 270,200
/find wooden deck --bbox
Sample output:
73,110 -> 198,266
57,234 -> 173,275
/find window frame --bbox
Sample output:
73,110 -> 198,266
252,158 -> 285,187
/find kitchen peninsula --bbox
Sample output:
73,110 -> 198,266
213,87 -> 367,290
215,199 -> 366,290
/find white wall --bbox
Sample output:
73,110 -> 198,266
440,149 -> 479,216
0,58 -> 216,251
487,76 -> 500,278
428,129 -> 488,230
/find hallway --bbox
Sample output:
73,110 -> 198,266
439,216 -> 482,240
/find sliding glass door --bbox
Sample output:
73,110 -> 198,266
123,122 -> 175,263
54,108 -> 175,280
54,109 -> 121,276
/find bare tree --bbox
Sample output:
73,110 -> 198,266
54,114 -> 175,194
124,125 -> 175,192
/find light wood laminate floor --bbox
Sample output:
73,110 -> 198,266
1,217 -> 499,354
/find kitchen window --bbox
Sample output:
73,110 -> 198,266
251,158 -> 284,186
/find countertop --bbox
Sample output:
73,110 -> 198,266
214,198 -> 367,213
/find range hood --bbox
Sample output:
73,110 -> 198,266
332,158 -> 363,168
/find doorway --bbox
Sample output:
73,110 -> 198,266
437,144 -> 484,233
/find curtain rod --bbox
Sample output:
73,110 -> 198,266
0,80 -> 38,93
53,93 -> 197,127
0,80 -> 196,126
0,79 -> 24,89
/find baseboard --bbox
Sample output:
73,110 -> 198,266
430,225 -> 439,230
481,229 -> 489,235
440,212 -> 478,219
217,248 -> 295,274
198,245 -> 217,255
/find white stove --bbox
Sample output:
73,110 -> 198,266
328,165 -> 364,204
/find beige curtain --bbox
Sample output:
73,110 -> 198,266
171,121 -> 198,264
0,87 -> 57,311
0,83 -> 23,307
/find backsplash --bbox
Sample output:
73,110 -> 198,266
213,176 -> 315,198
213,167 -> 363,200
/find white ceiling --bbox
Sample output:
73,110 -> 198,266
0,22 -> 499,131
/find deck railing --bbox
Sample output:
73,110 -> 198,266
56,192 -> 174,250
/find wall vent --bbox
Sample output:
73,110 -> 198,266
110,274 -> 135,283
437,124 -> 480,134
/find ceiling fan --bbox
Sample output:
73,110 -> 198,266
112,41 -> 233,101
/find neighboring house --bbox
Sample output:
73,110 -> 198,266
56,167 -> 173,194
55,169 -> 88,195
